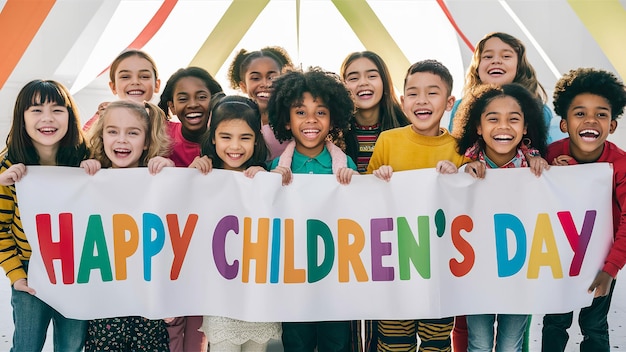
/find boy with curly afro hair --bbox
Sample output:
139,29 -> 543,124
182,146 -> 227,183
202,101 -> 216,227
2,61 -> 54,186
542,67 -> 626,352
268,67 -> 358,186
267,67 -> 359,351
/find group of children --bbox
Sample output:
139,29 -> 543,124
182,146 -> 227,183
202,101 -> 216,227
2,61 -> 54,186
0,30 -> 625,352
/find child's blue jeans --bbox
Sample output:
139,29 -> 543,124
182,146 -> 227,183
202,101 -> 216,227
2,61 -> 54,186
466,313 -> 528,352
10,261 -> 86,352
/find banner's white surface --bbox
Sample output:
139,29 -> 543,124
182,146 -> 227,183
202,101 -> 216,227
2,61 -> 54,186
16,164 -> 613,321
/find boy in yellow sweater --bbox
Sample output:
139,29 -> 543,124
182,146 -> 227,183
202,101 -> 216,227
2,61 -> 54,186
365,59 -> 469,351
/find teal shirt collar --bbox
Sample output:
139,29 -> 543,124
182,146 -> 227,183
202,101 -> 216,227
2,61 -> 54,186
291,146 -> 332,172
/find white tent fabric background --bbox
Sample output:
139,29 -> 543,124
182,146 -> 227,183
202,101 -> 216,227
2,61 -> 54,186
0,0 -> 625,147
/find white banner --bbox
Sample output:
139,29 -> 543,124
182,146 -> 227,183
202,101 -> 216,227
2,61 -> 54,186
16,164 -> 613,321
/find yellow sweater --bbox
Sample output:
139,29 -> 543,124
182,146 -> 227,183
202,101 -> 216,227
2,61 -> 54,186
366,125 -> 470,173
0,158 -> 29,284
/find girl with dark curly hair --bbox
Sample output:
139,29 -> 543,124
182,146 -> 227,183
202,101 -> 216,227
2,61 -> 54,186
453,83 -> 549,352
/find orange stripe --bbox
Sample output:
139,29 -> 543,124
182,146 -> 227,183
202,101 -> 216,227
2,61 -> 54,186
0,0 -> 56,89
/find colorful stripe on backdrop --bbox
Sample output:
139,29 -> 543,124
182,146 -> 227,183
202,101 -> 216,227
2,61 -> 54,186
0,0 -> 56,89
126,0 -> 177,50
436,0 -> 474,53
332,0 -> 410,94
189,0 -> 271,75
498,0 -> 560,80
98,0 -> 178,77
295,0 -> 301,59
568,0 -> 626,80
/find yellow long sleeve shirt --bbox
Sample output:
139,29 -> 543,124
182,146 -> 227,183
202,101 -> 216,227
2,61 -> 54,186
0,158 -> 29,284
366,125 -> 470,173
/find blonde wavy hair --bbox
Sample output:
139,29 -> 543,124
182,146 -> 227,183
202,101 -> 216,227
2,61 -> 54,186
89,100 -> 171,167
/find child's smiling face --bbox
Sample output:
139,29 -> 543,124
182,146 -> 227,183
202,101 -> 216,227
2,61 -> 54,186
239,57 -> 281,116
478,37 -> 518,86
167,76 -> 211,134
24,100 -> 69,155
102,108 -> 147,168
287,92 -> 331,158
401,71 -> 454,137
477,96 -> 527,167
343,57 -> 384,113
561,93 -> 616,163
109,55 -> 160,103
213,118 -> 256,171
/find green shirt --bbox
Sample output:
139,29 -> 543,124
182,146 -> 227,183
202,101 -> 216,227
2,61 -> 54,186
270,146 -> 357,174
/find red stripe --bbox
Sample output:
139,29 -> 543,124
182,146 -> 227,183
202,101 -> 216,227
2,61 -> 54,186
99,0 -> 178,76
127,0 -> 178,49
436,0 -> 474,52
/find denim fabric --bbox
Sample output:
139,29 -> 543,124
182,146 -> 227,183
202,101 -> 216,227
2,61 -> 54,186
542,279 -> 616,352
467,314 -> 528,352
10,262 -> 86,352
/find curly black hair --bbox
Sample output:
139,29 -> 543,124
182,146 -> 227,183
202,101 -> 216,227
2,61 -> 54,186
228,46 -> 293,90
201,95 -> 268,170
553,68 -> 626,120
456,83 -> 548,157
267,67 -> 355,143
